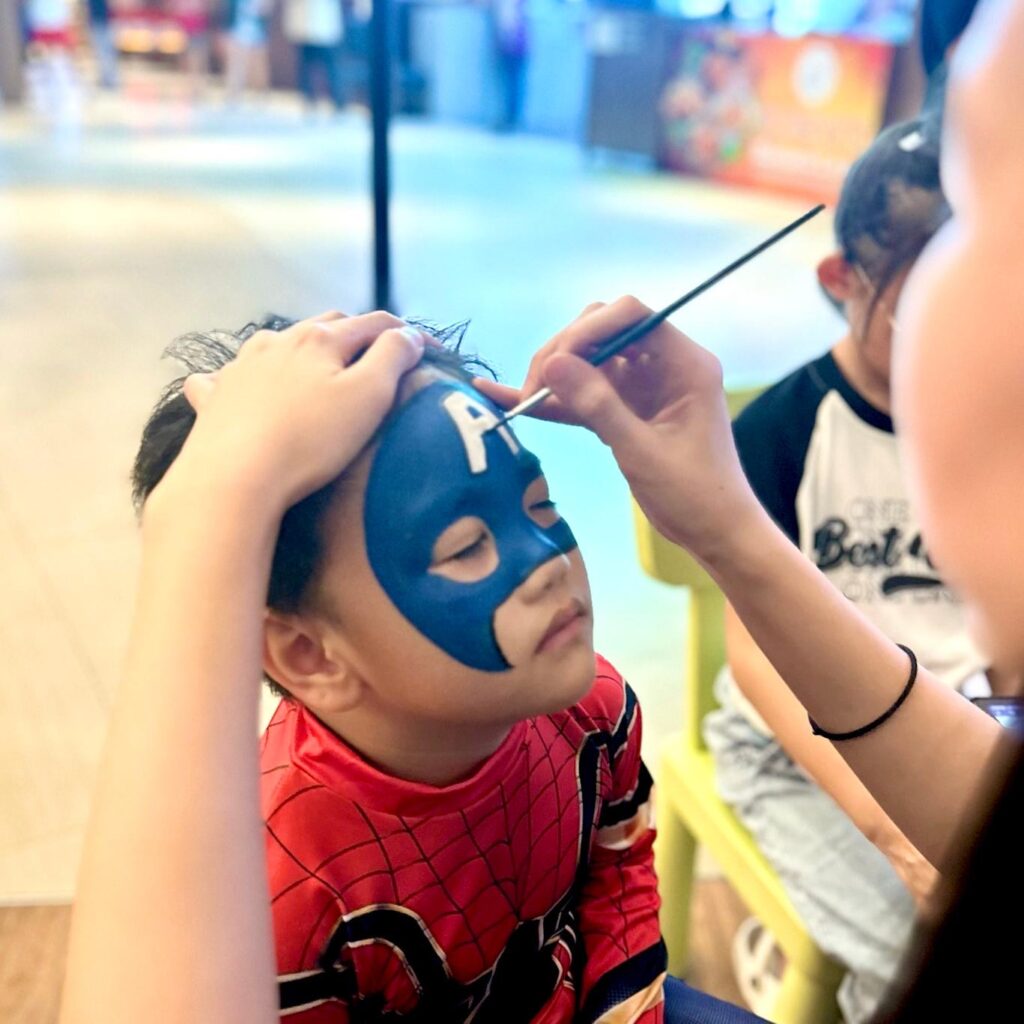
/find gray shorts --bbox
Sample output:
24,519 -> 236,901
702,670 -> 918,1024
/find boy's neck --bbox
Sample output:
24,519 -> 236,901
831,336 -> 892,414
317,704 -> 513,787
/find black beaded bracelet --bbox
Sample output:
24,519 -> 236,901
809,644 -> 918,741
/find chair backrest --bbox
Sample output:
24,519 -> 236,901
631,387 -> 764,751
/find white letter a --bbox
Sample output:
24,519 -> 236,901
441,392 -> 520,474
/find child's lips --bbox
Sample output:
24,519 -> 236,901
536,601 -> 587,654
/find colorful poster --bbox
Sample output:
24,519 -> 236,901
658,29 -> 894,203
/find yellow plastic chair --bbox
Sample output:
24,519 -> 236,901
634,387 -> 843,1024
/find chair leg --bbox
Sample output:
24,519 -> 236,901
655,801 -> 698,978
769,962 -> 841,1024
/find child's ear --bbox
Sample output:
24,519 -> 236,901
263,610 -> 366,714
817,252 -> 857,303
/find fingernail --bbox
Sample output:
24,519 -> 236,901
400,326 -> 426,346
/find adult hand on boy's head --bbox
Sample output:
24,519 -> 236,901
475,296 -> 761,562
164,311 -> 427,516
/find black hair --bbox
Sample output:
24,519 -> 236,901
831,116 -> 951,332
920,0 -> 979,75
131,314 -> 493,696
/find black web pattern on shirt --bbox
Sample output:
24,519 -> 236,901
264,712 -> 596,1000
587,684 -> 642,963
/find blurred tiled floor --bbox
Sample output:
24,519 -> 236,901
0,74 -> 840,901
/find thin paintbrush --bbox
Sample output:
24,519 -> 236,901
493,203 -> 825,427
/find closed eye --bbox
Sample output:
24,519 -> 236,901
447,532 -> 489,562
524,477 -> 560,528
430,517 -> 499,583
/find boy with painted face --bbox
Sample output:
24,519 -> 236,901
132,317 -> 693,1024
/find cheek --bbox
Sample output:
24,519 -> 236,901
322,534 -> 448,678
492,593 -> 533,667
846,297 -> 869,341
864,312 -> 895,378
894,224 -> 975,542
894,223 -> 1024,669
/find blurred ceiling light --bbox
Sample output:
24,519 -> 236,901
731,0 -> 772,20
677,0 -> 727,18
772,0 -> 820,37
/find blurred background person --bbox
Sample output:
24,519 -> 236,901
283,0 -> 345,114
168,0 -> 212,98
223,0 -> 273,105
23,0 -> 79,117
490,0 -> 528,132
86,0 -> 119,90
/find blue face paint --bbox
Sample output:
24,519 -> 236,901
363,380 -> 577,672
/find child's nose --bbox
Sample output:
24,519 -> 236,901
516,550 -> 570,603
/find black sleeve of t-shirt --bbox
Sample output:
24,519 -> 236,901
731,358 -> 829,547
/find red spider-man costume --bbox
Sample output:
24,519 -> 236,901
262,655 -> 666,1023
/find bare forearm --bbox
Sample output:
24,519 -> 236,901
58,313 -> 427,1023
61,485 -> 280,1024
706,506 -> 1008,868
727,605 -> 899,846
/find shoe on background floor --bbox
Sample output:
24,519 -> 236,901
731,915 -> 786,1017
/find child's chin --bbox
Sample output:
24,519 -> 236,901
537,645 -> 597,713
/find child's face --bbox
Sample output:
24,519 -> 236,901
308,366 -> 595,726
848,262 -> 914,384
820,252 -> 913,388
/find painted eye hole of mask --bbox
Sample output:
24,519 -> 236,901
523,476 -> 560,529
431,517 -> 499,584
429,478 -> 563,584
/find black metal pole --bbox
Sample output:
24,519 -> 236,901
369,0 -> 393,312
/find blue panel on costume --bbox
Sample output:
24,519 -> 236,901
364,380 -> 576,671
